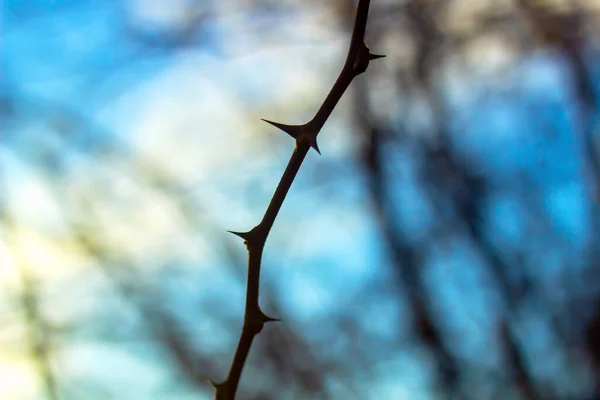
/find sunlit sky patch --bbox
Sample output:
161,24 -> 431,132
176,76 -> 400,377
0,358 -> 42,400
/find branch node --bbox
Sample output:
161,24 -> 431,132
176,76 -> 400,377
352,42 -> 384,75
298,135 -> 321,155
296,129 -> 321,155
244,307 -> 280,335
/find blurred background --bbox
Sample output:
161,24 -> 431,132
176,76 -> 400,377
2,0 -> 600,399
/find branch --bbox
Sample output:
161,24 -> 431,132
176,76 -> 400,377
214,1 -> 383,398
19,270 -> 60,400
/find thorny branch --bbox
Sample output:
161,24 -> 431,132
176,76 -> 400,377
213,1 -> 383,398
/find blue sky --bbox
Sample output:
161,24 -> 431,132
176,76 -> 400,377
2,1 -> 600,399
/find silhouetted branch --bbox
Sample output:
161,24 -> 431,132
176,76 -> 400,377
217,1 -> 384,398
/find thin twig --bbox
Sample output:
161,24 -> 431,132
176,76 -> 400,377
19,270 -> 60,400
214,1 -> 383,398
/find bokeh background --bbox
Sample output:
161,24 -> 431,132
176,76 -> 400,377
2,0 -> 600,399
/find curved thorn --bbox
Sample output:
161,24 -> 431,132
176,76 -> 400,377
369,53 -> 386,60
309,137 -> 321,155
227,230 -> 251,240
261,119 -> 303,139
259,308 -> 281,323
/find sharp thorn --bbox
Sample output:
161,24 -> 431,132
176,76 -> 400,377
209,378 -> 225,389
259,309 -> 281,323
264,315 -> 281,323
261,119 -> 303,139
369,53 -> 386,60
310,137 -> 321,155
227,230 -> 251,240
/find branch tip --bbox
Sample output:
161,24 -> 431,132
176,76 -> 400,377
296,131 -> 321,154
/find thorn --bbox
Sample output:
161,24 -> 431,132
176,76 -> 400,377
369,53 -> 386,60
309,136 -> 321,155
264,314 -> 281,323
227,230 -> 251,241
209,378 -> 225,389
259,308 -> 281,323
261,119 -> 303,139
